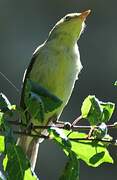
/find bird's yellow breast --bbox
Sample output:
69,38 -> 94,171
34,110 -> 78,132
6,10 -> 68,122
30,42 -> 82,108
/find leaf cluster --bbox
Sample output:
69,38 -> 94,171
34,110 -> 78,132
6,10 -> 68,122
0,93 -> 38,180
0,90 -> 116,180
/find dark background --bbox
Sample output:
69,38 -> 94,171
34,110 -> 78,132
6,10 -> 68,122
0,0 -> 117,179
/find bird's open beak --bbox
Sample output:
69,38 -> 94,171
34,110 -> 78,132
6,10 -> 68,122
79,10 -> 91,21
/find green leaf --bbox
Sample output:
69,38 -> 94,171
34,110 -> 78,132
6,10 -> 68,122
15,106 -> 27,125
82,95 -> 103,125
48,127 -> 71,151
3,144 -> 38,180
0,93 -> 11,112
26,91 -> 45,122
81,95 -> 115,125
3,144 -> 29,178
26,79 -> 63,113
2,121 -> 38,180
49,128 -> 79,180
81,95 -> 92,118
24,168 -> 38,180
59,152 -> 79,180
92,123 -> 108,139
66,131 -> 113,167
100,102 -> 115,123
2,155 -> 8,171
0,93 -> 14,117
49,128 -> 113,167
0,112 -> 4,126
114,81 -> 117,86
8,104 -> 16,111
0,96 -> 38,179
0,136 -> 5,153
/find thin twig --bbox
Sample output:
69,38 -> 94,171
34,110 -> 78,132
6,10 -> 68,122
6,120 -> 117,131
71,115 -> 83,126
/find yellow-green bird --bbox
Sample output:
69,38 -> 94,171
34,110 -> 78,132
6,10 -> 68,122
17,10 -> 91,170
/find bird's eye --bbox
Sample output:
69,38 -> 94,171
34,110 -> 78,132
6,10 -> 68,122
65,15 -> 71,21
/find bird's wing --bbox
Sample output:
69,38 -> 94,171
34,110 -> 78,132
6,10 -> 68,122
20,44 -> 44,109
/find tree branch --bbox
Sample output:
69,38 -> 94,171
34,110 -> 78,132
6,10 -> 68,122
7,120 -> 117,131
0,127 -> 116,146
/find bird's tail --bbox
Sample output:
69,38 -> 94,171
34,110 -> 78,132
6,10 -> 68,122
17,136 -> 39,171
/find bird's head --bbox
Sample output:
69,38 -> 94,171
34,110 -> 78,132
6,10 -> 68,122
48,10 -> 91,44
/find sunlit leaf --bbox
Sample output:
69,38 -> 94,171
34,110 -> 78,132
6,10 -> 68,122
48,127 -> 71,151
49,128 -> 113,167
66,131 -> 113,167
0,136 -> 5,153
81,95 -> 115,125
24,168 -> 38,180
81,95 -> 92,118
114,81 -> 117,86
100,102 -> 115,122
0,93 -> 11,112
